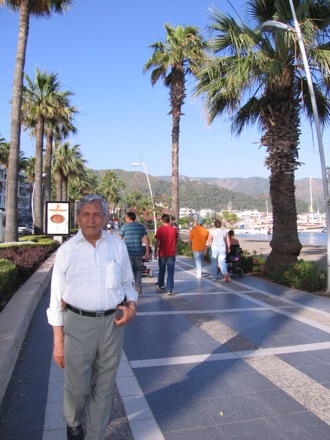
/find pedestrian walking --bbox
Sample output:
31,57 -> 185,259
47,194 -> 137,440
118,211 -> 150,295
154,213 -> 178,295
189,219 -> 210,278
206,219 -> 231,282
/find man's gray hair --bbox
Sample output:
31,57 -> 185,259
77,194 -> 108,217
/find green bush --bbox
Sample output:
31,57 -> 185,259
0,239 -> 60,311
267,259 -> 326,292
0,259 -> 17,291
176,239 -> 193,258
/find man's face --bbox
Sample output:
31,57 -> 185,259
78,200 -> 106,241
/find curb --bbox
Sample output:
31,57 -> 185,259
0,253 -> 55,405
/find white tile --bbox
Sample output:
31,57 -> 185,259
42,428 -> 67,440
43,402 -> 66,430
116,376 -> 143,397
122,395 -> 155,421
129,418 -> 164,440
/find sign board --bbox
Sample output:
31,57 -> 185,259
46,201 -> 70,235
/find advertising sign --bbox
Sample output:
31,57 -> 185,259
46,201 -> 70,235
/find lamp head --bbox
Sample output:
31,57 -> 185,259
261,20 -> 292,33
132,162 -> 142,167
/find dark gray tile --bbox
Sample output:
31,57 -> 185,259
267,411 -> 330,439
164,425 -> 225,439
298,363 -> 330,383
225,371 -> 278,394
219,417 -> 282,440
200,394 -> 262,425
309,349 -> 330,363
245,389 -> 306,417
277,351 -> 325,367
145,396 -> 214,431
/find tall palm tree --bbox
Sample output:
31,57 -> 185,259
98,171 -> 125,219
22,68 -> 74,234
52,141 -> 85,201
144,24 -> 208,223
43,98 -> 78,205
195,0 -> 330,270
0,0 -> 73,242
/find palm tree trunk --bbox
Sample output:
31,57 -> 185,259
5,0 -> 30,242
267,172 -> 302,268
43,131 -> 53,203
171,121 -> 179,223
43,131 -> 53,231
33,117 -> 44,235
62,177 -> 68,201
55,171 -> 62,200
170,71 -> 185,223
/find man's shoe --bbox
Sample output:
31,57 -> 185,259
67,425 -> 84,440
224,274 -> 229,282
167,289 -> 173,295
156,283 -> 165,291
137,287 -> 143,295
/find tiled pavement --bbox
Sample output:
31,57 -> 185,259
1,254 -> 330,439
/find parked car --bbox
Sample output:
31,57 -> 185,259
25,222 -> 34,235
18,223 -> 27,235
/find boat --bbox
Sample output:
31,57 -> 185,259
298,224 -> 326,233
297,177 -> 326,233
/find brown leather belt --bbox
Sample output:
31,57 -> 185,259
66,303 -> 120,318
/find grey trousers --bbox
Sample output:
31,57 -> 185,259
63,309 -> 124,440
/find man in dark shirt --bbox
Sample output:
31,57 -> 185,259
119,211 -> 150,295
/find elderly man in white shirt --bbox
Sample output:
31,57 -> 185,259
47,194 -> 137,440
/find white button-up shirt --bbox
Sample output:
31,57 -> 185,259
47,229 -> 137,326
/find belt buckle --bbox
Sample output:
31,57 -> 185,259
96,311 -> 105,318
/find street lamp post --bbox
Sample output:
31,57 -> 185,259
132,156 -> 157,235
261,4 -> 330,292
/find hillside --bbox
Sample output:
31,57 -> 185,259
97,170 -> 319,214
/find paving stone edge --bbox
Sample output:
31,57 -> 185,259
0,253 -> 55,405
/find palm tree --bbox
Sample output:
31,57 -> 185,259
43,97 -> 78,206
21,69 -> 54,234
195,0 -> 330,270
144,24 -> 208,223
0,0 -> 73,242
21,68 -> 76,234
98,171 -> 125,220
52,141 -> 85,201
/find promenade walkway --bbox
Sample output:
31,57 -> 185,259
1,254 -> 330,439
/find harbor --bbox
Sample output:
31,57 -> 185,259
235,231 -> 327,268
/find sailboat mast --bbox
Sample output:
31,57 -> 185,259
309,176 -> 314,223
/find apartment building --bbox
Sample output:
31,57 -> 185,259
0,164 -> 31,221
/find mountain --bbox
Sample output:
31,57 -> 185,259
96,170 -> 322,213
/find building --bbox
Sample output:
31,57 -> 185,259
0,164 -> 31,221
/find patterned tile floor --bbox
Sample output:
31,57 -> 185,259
1,255 -> 330,439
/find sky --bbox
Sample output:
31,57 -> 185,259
0,0 -> 328,181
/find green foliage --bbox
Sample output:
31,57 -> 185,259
148,232 -> 155,246
0,240 -> 59,307
0,259 -> 17,291
97,170 -> 313,214
176,239 -> 193,258
179,217 -> 192,228
267,260 -> 326,292
222,210 -> 239,225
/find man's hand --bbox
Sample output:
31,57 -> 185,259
53,326 -> 65,368
115,301 -> 136,326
